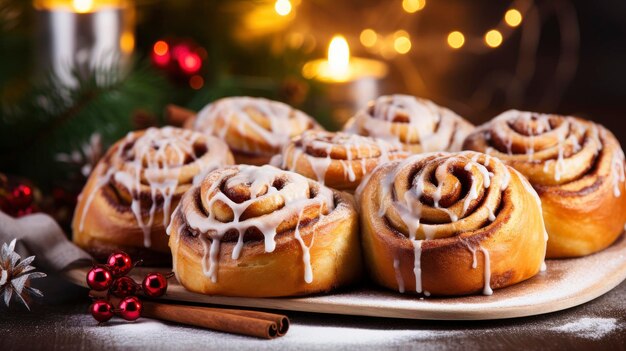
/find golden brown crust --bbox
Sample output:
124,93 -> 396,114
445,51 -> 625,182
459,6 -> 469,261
359,152 -> 547,296
190,97 -> 322,166
279,130 -> 407,192
463,110 -> 626,257
343,94 -> 474,153
72,127 -> 234,264
168,165 -> 362,297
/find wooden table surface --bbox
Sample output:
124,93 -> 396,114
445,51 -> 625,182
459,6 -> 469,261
0,273 -> 624,351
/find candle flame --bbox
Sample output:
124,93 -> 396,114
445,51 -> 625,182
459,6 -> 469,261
73,0 -> 94,13
328,35 -> 350,79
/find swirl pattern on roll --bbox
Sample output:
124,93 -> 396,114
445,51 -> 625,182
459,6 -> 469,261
359,151 -> 547,296
167,165 -> 361,297
278,130 -> 408,191
463,110 -> 626,257
192,97 -> 321,165
72,127 -> 234,259
344,95 -> 474,153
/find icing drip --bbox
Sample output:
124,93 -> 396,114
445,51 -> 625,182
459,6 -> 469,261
480,246 -> 493,295
79,127 -> 230,248
487,205 -> 496,221
611,149 -> 625,197
393,257 -> 405,293
79,168 -> 115,232
354,94 -> 468,152
285,131 -> 403,187
554,129 -> 566,182
462,176 -> 478,216
184,165 -> 334,284
194,97 -> 314,154
293,209 -> 314,283
378,152 -> 512,296
412,240 -> 423,293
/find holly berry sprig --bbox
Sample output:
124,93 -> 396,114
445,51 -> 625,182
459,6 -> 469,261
86,251 -> 174,323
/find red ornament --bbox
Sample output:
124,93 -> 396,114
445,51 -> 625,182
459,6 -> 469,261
109,276 -> 138,298
178,52 -> 202,74
150,38 -> 206,84
106,251 -> 133,277
118,296 -> 142,321
86,265 -> 113,291
90,300 -> 114,323
10,184 -> 33,209
142,272 -> 168,297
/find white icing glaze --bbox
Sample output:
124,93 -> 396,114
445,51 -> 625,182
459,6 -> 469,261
194,97 -> 314,154
183,165 -> 334,284
378,152 -> 513,296
284,131 -> 404,188
480,246 -> 493,295
79,127 -> 230,247
393,257 -> 405,293
412,240 -> 423,294
351,95 -> 469,152
611,149 -> 625,197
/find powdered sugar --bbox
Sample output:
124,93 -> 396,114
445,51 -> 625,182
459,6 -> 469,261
549,317 -> 619,339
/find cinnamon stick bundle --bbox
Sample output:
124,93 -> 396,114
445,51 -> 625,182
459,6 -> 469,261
90,290 -> 289,339
165,104 -> 196,127
142,302 -> 289,339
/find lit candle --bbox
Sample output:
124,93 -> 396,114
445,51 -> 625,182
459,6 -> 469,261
34,0 -> 135,86
303,35 -> 388,127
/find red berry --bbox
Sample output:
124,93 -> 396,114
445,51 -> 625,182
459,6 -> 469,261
106,252 -> 133,277
86,266 -> 113,291
10,184 -> 33,209
142,272 -> 168,297
118,296 -> 142,321
109,276 -> 138,298
90,300 -> 114,323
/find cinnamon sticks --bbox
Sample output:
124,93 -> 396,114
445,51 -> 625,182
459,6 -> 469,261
90,290 -> 289,339
165,104 -> 196,127
141,302 -> 289,339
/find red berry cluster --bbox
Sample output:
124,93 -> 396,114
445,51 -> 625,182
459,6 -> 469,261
86,251 -> 171,323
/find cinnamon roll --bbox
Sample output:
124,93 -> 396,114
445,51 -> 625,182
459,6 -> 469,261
463,110 -> 626,258
359,152 -> 547,296
167,165 -> 362,297
72,127 -> 234,264
190,97 -> 321,166
344,95 -> 474,153
278,130 -> 407,192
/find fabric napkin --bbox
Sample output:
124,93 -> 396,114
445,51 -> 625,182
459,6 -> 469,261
0,210 -> 92,272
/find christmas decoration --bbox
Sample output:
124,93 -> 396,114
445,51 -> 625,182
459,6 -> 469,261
86,265 -> 113,291
90,300 -> 114,323
86,250 -> 173,323
109,276 -> 138,298
151,38 -> 208,89
0,239 -> 46,310
106,251 -> 133,277
142,272 -> 169,298
118,296 -> 143,321
0,174 -> 39,218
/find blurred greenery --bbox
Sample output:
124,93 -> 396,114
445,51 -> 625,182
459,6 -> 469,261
0,0 -> 330,189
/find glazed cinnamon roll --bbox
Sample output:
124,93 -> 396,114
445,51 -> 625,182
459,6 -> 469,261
344,95 -> 474,153
72,127 -> 234,264
463,110 -> 626,258
167,165 -> 362,297
277,130 -> 407,192
359,152 -> 547,296
190,97 -> 321,165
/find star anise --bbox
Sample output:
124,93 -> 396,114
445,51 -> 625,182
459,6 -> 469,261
0,239 -> 46,310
